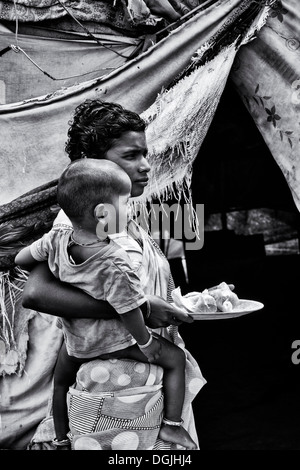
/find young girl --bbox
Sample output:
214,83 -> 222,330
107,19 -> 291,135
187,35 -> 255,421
20,99 -> 204,450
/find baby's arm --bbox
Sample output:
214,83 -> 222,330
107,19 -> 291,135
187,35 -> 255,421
122,307 -> 150,345
15,230 -> 51,271
15,246 -> 39,271
121,307 -> 161,361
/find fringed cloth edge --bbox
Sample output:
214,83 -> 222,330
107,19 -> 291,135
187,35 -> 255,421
0,266 -> 33,376
134,1 -> 274,237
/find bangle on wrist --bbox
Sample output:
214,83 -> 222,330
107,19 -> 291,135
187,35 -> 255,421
52,437 -> 71,447
138,333 -> 153,349
162,417 -> 184,427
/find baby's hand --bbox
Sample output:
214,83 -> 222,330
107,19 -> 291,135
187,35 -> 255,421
139,336 -> 162,363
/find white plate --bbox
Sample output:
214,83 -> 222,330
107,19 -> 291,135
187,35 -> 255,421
189,299 -> 264,320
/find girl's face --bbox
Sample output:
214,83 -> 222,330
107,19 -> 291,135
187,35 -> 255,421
105,131 -> 150,197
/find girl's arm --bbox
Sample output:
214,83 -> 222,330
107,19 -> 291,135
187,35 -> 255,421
22,262 -> 117,319
22,263 -> 193,325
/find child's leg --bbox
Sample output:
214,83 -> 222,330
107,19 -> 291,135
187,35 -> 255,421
149,334 -> 197,449
53,341 -> 84,442
108,338 -> 197,449
101,341 -> 185,421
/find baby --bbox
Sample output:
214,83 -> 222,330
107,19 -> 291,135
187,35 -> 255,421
15,158 -> 197,450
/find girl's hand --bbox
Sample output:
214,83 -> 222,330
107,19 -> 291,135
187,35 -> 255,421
145,295 -> 194,328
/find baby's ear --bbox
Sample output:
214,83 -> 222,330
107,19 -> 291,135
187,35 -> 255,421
94,203 -> 107,220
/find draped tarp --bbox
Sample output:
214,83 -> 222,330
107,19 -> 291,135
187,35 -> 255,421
0,0 -> 268,206
230,0 -> 300,212
0,0 -> 172,104
0,0 -> 271,271
0,24 -> 144,104
0,0 -> 139,30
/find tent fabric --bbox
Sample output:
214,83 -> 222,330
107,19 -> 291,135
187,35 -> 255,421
0,0 -> 176,104
0,310 -> 64,450
0,0 -> 183,33
230,0 -> 300,212
0,1 -> 269,271
0,26 -> 144,104
0,0 -> 267,206
140,42 -> 250,203
0,0 -> 137,30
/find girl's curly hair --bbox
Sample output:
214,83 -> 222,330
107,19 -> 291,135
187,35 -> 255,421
65,99 -> 146,161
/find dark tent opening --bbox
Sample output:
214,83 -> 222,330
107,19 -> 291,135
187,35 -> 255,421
177,81 -> 300,450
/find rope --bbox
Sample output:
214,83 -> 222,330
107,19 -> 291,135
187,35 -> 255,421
8,44 -> 120,81
10,44 -> 56,79
56,0 -> 133,59
6,0 -> 141,81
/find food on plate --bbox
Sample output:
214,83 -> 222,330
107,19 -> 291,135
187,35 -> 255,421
207,282 -> 239,312
171,287 -> 217,313
171,282 -> 239,314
